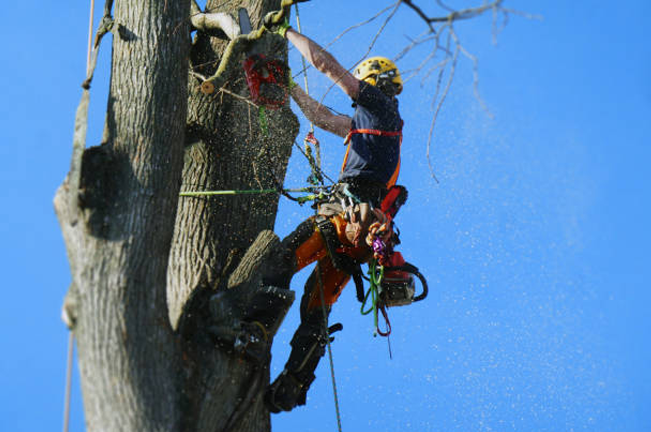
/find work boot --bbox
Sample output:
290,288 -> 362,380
265,369 -> 315,413
264,322 -> 343,413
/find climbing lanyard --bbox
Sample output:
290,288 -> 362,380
304,131 -> 324,185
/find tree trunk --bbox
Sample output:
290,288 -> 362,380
167,0 -> 297,328
55,0 -> 191,430
56,0 -> 297,431
167,0 -> 298,429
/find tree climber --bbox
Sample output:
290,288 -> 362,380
262,17 -> 409,413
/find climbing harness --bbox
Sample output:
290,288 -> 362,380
341,122 -> 404,188
343,126 -> 403,145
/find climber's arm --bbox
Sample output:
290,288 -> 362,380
290,85 -> 351,138
285,28 -> 360,100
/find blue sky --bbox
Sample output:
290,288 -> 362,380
1,1 -> 650,431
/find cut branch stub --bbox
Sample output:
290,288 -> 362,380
200,80 -> 215,94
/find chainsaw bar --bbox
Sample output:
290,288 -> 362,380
238,8 -> 260,55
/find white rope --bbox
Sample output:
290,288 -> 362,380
87,0 -> 95,74
64,2 -> 95,430
63,332 -> 74,432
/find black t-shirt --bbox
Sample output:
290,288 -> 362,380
339,82 -> 402,185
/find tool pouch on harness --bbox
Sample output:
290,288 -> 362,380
319,181 -> 388,248
314,215 -> 366,301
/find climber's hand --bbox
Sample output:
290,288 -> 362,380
263,0 -> 311,34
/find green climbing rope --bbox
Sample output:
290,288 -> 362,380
179,187 -> 329,206
179,189 -> 278,197
361,260 -> 384,333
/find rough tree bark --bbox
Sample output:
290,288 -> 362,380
55,0 -> 190,429
166,0 -> 298,429
56,0 -> 297,431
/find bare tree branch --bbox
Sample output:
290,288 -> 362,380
401,0 -> 436,32
317,0 -> 402,103
403,0 -> 504,24
390,0 -> 535,181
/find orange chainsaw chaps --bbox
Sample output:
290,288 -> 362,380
294,229 -> 328,273
305,257 -> 351,311
293,214 -> 370,311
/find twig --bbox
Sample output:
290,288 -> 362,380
218,87 -> 260,108
435,0 -> 455,13
402,0 -> 435,32
425,33 -> 457,183
189,70 -> 259,108
325,2 -> 399,50
394,30 -> 436,62
451,27 -> 493,118
431,0 -> 503,23
501,7 -> 543,21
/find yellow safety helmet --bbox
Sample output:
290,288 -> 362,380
353,56 -> 403,95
